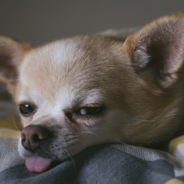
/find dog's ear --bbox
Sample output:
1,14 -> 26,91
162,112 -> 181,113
124,14 -> 184,87
0,36 -> 30,85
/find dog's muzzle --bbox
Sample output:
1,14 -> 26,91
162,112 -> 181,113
21,125 -> 51,152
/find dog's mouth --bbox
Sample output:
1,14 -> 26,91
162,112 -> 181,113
25,157 -> 53,172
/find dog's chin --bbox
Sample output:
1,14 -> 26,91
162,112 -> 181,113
25,157 -> 53,173
18,138 -> 84,172
18,138 -> 58,173
19,151 -> 62,173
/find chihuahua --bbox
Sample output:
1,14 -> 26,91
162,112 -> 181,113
0,13 -> 184,172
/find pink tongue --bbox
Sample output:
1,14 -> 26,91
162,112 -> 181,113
25,157 -> 52,173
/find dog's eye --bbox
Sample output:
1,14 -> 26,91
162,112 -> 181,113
77,106 -> 104,117
19,104 -> 35,117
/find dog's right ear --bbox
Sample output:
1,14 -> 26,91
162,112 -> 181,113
124,13 -> 184,88
0,36 -> 30,85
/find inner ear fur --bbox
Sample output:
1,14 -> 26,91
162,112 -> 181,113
124,13 -> 184,87
0,36 -> 30,84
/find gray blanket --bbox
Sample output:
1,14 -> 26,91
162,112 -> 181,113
0,136 -> 184,184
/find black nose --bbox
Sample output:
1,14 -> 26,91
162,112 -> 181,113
21,125 -> 51,151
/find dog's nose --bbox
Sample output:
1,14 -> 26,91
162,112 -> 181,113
21,125 -> 50,151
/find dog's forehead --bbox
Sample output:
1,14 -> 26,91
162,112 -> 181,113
17,35 -> 136,111
21,38 -> 89,85
18,36 -> 126,103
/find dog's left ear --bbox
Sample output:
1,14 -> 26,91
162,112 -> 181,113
124,14 -> 184,87
0,36 -> 30,83
0,36 -> 30,93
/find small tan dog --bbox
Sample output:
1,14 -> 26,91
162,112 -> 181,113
0,13 -> 184,172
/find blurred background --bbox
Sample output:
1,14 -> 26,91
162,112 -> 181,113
0,0 -> 184,120
0,0 -> 184,47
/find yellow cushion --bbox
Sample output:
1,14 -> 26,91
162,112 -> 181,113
0,128 -> 20,139
0,117 -> 21,139
0,117 -> 22,131
165,178 -> 184,184
169,136 -> 184,154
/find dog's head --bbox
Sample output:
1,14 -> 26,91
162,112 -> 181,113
1,13 -> 184,172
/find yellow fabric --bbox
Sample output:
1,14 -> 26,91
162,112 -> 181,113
165,179 -> 184,184
0,128 -> 20,139
169,136 -> 184,154
0,117 -> 21,139
0,117 -> 22,131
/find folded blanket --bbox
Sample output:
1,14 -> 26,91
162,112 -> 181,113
0,83 -> 184,184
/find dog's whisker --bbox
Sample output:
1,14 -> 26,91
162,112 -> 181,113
114,140 -> 129,146
64,149 -> 76,172
12,117 -> 21,132
77,130 -> 103,140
